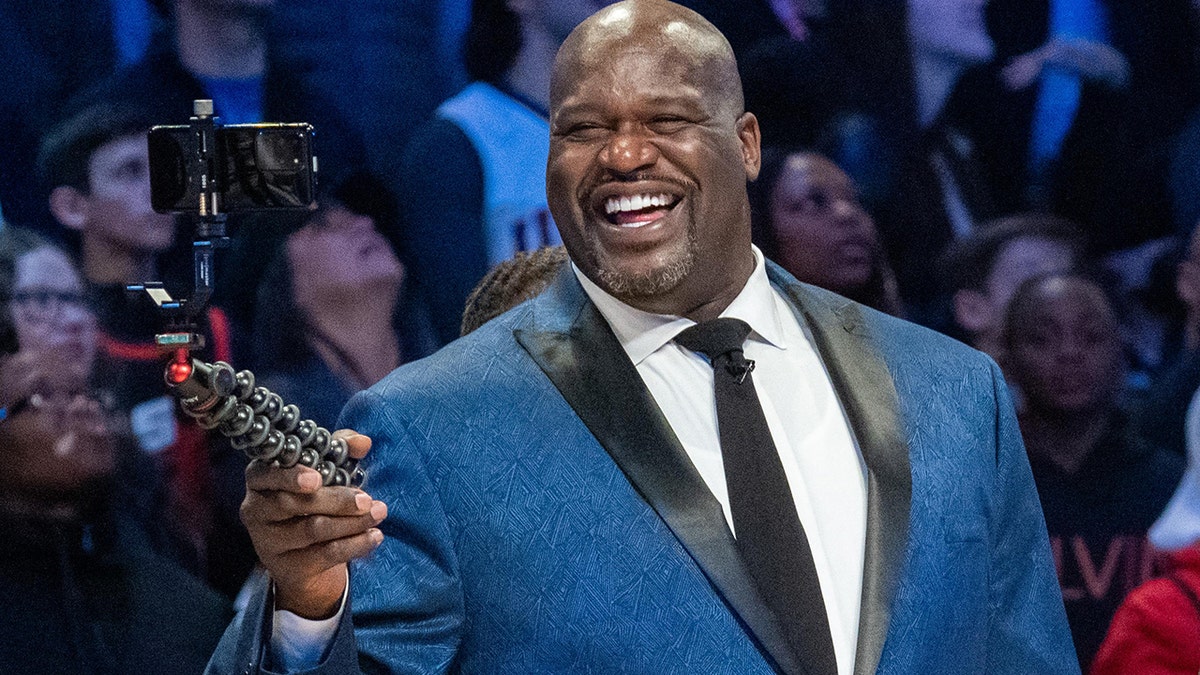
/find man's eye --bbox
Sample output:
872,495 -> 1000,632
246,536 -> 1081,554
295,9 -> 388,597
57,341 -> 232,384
648,117 -> 690,133
562,123 -> 606,140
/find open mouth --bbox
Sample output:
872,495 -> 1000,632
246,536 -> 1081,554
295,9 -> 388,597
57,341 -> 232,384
601,192 -> 680,227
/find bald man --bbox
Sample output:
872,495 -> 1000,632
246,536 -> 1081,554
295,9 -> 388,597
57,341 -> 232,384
207,2 -> 1077,673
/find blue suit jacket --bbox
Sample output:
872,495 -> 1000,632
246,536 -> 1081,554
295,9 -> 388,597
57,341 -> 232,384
208,263 -> 1078,674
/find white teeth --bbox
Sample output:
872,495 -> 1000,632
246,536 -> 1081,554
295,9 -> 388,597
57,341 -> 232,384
604,193 -> 674,215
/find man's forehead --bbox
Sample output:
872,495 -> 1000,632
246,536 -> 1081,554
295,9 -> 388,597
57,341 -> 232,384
553,34 -> 730,112
567,44 -> 696,84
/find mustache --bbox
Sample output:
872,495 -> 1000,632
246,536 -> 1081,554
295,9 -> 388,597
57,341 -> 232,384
579,171 -> 696,200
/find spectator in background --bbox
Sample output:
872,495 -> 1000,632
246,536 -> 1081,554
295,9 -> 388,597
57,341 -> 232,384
750,149 -> 902,316
399,0 -> 609,345
939,212 -> 1085,363
677,0 -> 843,148
267,0 -> 457,198
1090,384 -> 1200,674
949,0 -> 1199,390
38,101 -> 254,599
0,0 -> 165,238
253,175 -> 434,431
1128,219 -> 1200,461
1004,272 -> 1184,669
950,0 -> 1196,253
0,226 -> 231,673
0,227 -> 96,370
38,102 -> 214,421
72,0 -> 358,143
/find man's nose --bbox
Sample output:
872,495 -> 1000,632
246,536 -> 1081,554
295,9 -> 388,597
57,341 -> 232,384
598,129 -> 660,176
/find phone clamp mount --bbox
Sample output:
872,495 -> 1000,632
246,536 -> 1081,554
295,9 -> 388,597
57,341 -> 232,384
130,99 -> 364,488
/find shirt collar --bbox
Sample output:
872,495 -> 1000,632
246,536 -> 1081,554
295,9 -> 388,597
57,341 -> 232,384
573,246 -> 789,365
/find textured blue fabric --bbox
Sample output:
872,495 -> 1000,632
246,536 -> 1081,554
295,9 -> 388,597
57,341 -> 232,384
205,264 -> 1078,674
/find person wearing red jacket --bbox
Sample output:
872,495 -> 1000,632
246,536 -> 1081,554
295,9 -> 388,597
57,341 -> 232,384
1091,385 -> 1200,674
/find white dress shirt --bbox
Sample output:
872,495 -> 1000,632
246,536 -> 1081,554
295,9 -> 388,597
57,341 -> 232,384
274,247 -> 868,674
576,247 -> 867,675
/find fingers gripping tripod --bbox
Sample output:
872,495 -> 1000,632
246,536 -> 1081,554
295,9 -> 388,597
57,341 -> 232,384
135,100 -> 364,487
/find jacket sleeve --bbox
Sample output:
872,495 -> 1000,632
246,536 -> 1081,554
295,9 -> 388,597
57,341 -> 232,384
336,386 -> 466,673
983,361 -> 1081,674
204,572 -> 361,675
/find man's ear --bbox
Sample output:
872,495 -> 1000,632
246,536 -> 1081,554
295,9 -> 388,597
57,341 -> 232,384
48,186 -> 88,231
737,112 -> 762,181
953,288 -> 994,334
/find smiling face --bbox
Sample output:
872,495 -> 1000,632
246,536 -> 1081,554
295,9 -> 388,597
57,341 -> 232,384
769,153 -> 877,295
11,246 -> 97,368
546,0 -> 761,319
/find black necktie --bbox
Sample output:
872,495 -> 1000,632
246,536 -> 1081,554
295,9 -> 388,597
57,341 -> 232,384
674,318 -> 837,675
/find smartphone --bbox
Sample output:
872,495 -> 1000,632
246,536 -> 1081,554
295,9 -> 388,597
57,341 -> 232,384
148,123 -> 318,213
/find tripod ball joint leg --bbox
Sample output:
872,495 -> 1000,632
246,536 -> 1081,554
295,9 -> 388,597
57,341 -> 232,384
165,357 -> 368,486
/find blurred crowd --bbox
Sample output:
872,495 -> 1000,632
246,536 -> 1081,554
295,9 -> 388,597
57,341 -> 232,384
3,0 -> 1200,671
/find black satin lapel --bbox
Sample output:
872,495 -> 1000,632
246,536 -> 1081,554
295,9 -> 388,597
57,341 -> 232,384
772,275 -> 912,675
514,286 -> 804,675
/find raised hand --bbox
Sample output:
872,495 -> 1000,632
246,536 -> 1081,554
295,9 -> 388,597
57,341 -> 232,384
1003,38 -> 1130,92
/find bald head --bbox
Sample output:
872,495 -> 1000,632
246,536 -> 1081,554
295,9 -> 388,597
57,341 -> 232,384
551,0 -> 744,118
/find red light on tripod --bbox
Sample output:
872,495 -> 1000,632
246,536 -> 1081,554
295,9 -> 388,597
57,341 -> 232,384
166,352 -> 193,385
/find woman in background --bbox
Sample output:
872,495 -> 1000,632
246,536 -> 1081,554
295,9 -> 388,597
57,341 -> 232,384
0,226 -> 95,366
751,149 -> 903,316
253,175 -> 433,430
